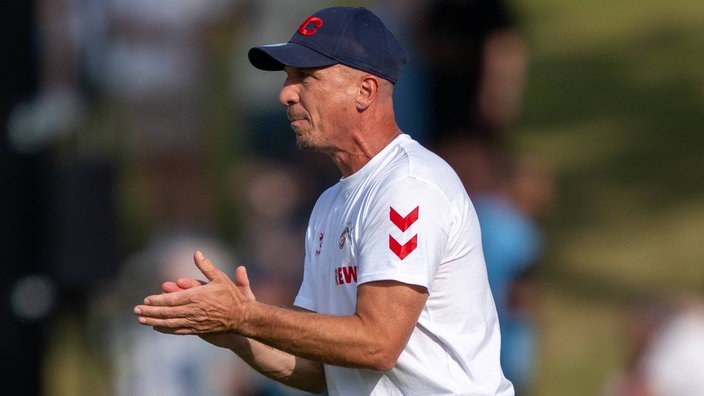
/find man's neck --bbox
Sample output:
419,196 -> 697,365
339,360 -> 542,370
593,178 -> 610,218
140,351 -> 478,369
330,122 -> 401,177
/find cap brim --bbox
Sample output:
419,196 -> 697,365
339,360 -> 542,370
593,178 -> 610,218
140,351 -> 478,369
248,42 -> 339,71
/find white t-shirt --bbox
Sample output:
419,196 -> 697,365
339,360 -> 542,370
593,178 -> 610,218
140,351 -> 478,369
294,134 -> 514,396
641,306 -> 704,396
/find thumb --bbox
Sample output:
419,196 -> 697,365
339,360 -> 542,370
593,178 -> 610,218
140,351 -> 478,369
234,266 -> 256,302
193,250 -> 225,282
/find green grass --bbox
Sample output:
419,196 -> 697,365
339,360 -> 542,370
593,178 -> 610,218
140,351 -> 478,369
513,0 -> 704,394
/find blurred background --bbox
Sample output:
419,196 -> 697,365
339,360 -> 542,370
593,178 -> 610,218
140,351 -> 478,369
1,0 -> 702,395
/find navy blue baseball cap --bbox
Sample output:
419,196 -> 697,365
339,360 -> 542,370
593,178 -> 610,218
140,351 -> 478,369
248,7 -> 409,84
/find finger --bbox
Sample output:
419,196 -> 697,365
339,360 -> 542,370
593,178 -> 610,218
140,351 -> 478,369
234,266 -> 256,301
193,250 -> 226,283
175,278 -> 206,289
153,326 -> 177,334
133,303 -> 195,324
136,309 -> 205,336
162,281 -> 182,293
139,288 -> 192,307
162,279 -> 205,293
154,326 -> 194,335
138,315 -> 194,335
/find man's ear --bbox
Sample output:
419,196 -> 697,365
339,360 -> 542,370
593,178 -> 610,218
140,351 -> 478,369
356,75 -> 379,111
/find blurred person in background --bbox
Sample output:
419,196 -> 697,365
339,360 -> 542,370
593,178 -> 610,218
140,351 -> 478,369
409,1 -> 549,393
228,0 -> 345,315
83,0 -> 266,394
230,158 -> 314,306
367,0 -> 431,144
435,141 -> 554,395
602,295 -> 704,396
639,297 -> 704,395
232,0 -> 352,195
416,0 -> 528,157
473,154 -> 553,394
90,235 -> 249,396
11,0 -> 272,394
227,158 -> 321,396
97,0 -> 241,241
373,0 -> 527,153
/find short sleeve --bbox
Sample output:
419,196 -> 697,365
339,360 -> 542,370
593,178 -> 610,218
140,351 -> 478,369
356,177 -> 452,290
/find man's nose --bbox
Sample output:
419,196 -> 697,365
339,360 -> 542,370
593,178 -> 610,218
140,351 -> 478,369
279,81 -> 299,107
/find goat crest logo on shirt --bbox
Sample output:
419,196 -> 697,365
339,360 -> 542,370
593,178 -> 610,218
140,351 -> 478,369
339,225 -> 352,249
315,233 -> 324,256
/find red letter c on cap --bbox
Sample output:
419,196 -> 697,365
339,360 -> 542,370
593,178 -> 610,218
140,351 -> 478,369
298,16 -> 323,36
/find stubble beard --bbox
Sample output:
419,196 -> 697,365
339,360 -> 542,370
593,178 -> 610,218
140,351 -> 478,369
292,123 -> 322,153
295,138 -> 313,151
289,109 -> 316,152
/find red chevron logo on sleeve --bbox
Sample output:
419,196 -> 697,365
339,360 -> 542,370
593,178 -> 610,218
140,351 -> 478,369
389,206 -> 419,260
389,234 -> 417,260
390,206 -> 419,231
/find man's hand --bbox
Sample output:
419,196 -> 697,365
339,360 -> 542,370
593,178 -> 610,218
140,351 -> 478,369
161,257 -> 256,303
134,250 -> 253,335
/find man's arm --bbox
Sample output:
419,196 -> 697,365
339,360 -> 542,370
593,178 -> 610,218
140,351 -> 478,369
201,331 -> 327,393
135,251 -> 428,372
239,278 -> 427,371
158,265 -> 327,394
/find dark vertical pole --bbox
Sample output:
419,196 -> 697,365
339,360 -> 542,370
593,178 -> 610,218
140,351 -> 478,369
1,1 -> 45,395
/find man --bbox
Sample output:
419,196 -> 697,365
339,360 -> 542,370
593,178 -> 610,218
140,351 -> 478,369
134,7 -> 514,395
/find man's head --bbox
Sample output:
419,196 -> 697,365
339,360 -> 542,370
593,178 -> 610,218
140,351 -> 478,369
248,7 -> 408,84
279,64 -> 384,154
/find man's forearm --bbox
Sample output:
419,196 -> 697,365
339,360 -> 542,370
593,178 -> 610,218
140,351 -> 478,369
202,332 -> 327,394
236,281 -> 427,373
239,304 -> 386,370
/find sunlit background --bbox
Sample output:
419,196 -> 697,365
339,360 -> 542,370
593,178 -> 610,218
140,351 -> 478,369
2,0 -> 703,395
